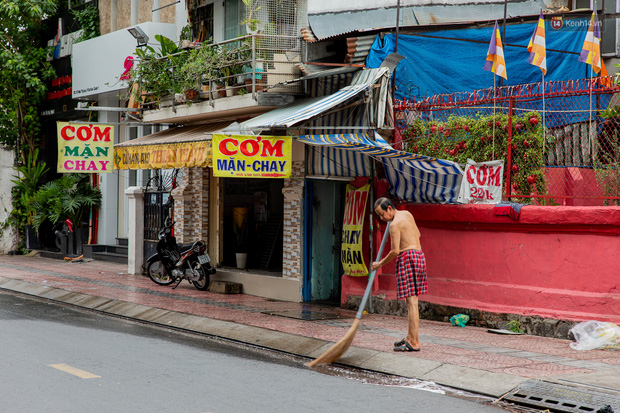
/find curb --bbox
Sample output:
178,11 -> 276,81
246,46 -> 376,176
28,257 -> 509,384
0,276 -> 524,398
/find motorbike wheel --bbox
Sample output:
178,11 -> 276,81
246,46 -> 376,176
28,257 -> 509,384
147,259 -> 175,286
191,266 -> 210,291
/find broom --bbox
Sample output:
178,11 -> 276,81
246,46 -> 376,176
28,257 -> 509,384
306,221 -> 391,367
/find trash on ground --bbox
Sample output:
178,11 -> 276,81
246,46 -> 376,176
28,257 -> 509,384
487,328 -> 524,335
569,320 -> 620,351
450,314 -> 470,327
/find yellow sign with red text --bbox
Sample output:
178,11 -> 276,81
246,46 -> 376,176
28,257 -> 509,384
213,134 -> 292,178
57,122 -> 114,173
113,141 -> 212,170
341,184 -> 370,276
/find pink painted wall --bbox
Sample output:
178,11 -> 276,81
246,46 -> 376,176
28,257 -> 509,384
543,167 -> 610,206
342,203 -> 620,323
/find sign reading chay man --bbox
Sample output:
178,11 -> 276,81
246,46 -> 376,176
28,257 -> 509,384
457,159 -> 504,204
341,184 -> 370,276
212,134 -> 292,178
57,122 -> 114,173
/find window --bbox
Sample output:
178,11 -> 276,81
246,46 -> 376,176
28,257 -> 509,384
193,3 -> 214,42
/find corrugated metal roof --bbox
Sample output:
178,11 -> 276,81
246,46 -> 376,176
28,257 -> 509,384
236,68 -> 390,129
308,0 -> 547,40
345,35 -> 376,64
114,122 -> 232,147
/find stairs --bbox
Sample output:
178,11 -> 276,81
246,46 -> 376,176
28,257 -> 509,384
83,238 -> 128,264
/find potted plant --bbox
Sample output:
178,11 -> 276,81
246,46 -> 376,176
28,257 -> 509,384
8,149 -> 49,250
177,42 -> 217,101
241,0 -> 262,34
32,173 -> 102,255
232,207 -> 249,269
125,34 -> 181,105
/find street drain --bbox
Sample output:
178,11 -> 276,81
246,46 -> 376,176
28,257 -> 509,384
504,380 -> 619,413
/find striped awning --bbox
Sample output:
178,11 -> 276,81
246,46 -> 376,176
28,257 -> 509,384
114,122 -> 231,170
238,68 -> 390,130
297,133 -> 464,204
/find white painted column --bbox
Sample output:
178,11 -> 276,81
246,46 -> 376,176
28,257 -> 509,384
131,0 -> 139,26
125,186 -> 144,275
153,0 -> 161,23
111,0 -> 118,31
96,95 -> 120,245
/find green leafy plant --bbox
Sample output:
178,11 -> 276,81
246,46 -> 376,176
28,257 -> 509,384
127,34 -> 185,100
0,0 -> 57,163
72,4 -> 100,43
10,149 -> 49,227
0,149 -> 49,250
177,41 -> 218,91
32,173 -> 102,232
179,24 -> 193,46
592,117 -> 620,205
241,0 -> 262,32
402,112 -> 547,203
507,320 -> 525,334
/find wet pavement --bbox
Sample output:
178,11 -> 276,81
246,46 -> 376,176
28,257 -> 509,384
1,254 -> 619,411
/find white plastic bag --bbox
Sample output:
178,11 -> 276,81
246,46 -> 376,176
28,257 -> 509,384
569,320 -> 620,351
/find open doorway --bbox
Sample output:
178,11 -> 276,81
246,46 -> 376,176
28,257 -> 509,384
222,178 -> 284,273
307,180 -> 346,303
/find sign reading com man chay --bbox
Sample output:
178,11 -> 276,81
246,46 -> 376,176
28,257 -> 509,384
213,134 -> 292,178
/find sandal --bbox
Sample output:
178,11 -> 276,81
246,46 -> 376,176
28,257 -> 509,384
394,339 -> 406,347
394,341 -> 420,352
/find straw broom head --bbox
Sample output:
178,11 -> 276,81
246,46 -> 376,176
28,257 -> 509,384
306,221 -> 391,368
306,319 -> 360,367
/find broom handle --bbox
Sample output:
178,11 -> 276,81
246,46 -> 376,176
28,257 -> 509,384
355,221 -> 391,320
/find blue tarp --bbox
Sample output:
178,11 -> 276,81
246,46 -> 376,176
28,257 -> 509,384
367,20 -> 593,99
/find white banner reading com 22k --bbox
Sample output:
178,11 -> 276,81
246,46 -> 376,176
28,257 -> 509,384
457,159 -> 504,204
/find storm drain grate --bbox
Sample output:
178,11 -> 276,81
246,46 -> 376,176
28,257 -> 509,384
504,380 -> 619,413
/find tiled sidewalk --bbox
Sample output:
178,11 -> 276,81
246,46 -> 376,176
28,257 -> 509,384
1,254 -> 620,405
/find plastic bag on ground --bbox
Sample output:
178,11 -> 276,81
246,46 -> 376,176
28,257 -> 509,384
569,320 -> 620,351
450,314 -> 470,327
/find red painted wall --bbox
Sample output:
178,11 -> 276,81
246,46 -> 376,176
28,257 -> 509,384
342,203 -> 620,323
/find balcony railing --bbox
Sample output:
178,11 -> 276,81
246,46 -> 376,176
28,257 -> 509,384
137,33 -> 303,111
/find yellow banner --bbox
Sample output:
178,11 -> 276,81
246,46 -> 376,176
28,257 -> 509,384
212,134 -> 292,178
57,122 -> 114,173
113,141 -> 212,170
341,184 -> 370,276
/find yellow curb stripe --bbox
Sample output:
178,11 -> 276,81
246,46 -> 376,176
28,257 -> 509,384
48,363 -> 101,379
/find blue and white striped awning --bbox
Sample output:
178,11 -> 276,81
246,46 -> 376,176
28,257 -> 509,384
239,68 -> 390,129
297,133 -> 464,204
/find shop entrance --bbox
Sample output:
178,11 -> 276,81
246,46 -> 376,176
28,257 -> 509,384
307,180 -> 346,303
222,178 -> 284,272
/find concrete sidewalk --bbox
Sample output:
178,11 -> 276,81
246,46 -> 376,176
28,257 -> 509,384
1,254 -> 619,411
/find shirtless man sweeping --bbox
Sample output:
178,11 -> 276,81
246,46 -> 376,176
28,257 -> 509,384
372,197 -> 428,352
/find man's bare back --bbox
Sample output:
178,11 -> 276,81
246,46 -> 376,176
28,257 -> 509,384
390,210 -> 422,253
372,202 -> 422,270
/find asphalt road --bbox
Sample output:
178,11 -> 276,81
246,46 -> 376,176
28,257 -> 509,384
0,290 -> 507,413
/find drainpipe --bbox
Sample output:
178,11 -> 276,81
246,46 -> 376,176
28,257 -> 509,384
131,0 -> 138,26
153,0 -> 160,22
111,0 -> 118,31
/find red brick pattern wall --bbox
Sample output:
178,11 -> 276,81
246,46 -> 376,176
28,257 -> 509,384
282,161 -> 304,280
171,167 -> 210,243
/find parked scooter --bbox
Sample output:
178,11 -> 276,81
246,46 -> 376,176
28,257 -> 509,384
146,217 -> 216,290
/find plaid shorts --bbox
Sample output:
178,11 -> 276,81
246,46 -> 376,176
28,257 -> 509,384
395,249 -> 428,299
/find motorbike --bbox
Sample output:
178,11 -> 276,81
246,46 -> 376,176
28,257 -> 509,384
146,217 -> 216,291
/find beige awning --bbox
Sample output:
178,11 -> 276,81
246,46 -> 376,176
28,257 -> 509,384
114,122 -> 231,169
